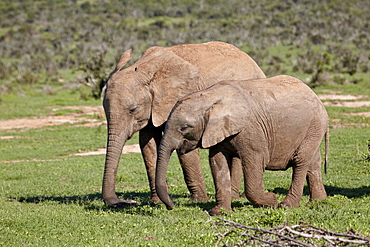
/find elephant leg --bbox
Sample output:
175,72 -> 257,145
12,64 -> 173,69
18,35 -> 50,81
243,156 -> 277,207
208,148 -> 232,216
279,161 -> 309,208
306,149 -> 327,201
230,157 -> 243,200
177,148 -> 209,202
139,123 -> 162,203
281,135 -> 326,208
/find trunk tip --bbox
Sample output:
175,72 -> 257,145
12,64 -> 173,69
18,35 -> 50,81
166,203 -> 174,210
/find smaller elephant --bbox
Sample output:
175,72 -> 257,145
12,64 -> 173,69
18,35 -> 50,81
156,75 -> 329,216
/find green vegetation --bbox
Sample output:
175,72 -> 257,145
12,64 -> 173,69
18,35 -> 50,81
0,0 -> 369,99
1,0 -> 370,246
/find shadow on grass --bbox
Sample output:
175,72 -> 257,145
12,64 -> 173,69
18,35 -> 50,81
325,185 -> 370,198
272,185 -> 370,199
11,185 -> 370,215
12,191 -> 194,214
16,193 -> 103,205
184,199 -> 254,213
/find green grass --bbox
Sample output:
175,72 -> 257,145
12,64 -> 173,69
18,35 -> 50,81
0,90 -> 99,120
1,85 -> 370,246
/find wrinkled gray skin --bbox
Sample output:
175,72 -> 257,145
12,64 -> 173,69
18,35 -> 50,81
102,41 -> 266,207
156,75 -> 329,216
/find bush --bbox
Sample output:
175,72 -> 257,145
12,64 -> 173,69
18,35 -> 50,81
0,0 -> 369,97
77,49 -> 113,100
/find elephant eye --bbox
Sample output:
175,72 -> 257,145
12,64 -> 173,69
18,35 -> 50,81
129,106 -> 138,115
180,124 -> 193,132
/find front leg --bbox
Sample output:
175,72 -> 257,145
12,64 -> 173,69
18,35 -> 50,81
208,148 -> 232,216
177,148 -> 209,202
139,123 -> 163,203
230,157 -> 243,200
243,157 -> 277,208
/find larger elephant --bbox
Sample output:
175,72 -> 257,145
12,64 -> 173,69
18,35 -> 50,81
156,75 -> 329,216
102,41 -> 266,207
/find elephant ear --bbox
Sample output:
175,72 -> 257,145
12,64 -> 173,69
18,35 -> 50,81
116,49 -> 132,71
148,51 -> 200,127
201,85 -> 250,148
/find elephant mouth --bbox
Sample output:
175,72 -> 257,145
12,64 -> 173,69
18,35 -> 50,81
177,148 -> 186,156
135,118 -> 150,131
178,139 -> 200,155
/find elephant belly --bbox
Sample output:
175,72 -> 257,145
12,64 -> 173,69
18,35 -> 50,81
265,150 -> 295,171
265,159 -> 292,171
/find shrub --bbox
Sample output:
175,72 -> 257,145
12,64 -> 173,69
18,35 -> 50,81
77,49 -> 112,100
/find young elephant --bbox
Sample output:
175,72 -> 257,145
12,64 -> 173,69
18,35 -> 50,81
155,75 -> 329,216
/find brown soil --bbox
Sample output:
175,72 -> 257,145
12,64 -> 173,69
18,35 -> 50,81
318,94 -> 370,108
0,106 -> 106,132
0,105 -> 140,161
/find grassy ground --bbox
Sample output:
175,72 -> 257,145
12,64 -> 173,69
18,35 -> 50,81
1,82 -> 370,246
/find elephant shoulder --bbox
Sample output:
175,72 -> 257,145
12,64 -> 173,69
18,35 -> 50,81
130,46 -> 169,69
275,75 -> 302,85
142,46 -> 162,57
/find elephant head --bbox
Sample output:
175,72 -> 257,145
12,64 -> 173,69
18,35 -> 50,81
102,48 -> 201,206
155,83 -> 250,209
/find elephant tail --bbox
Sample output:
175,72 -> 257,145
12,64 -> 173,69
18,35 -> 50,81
324,127 -> 329,174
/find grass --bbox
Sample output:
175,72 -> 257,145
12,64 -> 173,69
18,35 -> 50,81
1,85 -> 370,246
0,89 -> 99,120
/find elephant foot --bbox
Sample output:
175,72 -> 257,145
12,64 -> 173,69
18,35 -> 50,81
231,191 -> 241,200
278,202 -> 292,209
150,194 -> 164,204
279,197 -> 300,208
249,192 -> 277,208
109,199 -> 137,208
189,193 -> 210,202
209,205 -> 232,216
307,193 -> 327,207
309,188 -> 327,201
309,193 -> 327,202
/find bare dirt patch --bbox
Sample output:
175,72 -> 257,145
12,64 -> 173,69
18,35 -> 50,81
3,144 -> 141,163
1,105 -> 141,162
0,136 -> 22,139
323,101 -> 370,107
342,112 -> 370,118
318,94 -> 370,128
318,94 -> 370,107
71,144 -> 141,156
318,94 -> 367,101
0,106 -> 106,132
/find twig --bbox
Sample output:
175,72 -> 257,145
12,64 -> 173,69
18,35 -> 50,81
300,221 -> 370,242
218,218 -> 313,247
283,225 -> 369,245
208,216 -> 370,247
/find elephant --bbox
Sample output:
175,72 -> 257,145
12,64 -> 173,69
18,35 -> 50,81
102,41 -> 266,207
155,75 -> 329,216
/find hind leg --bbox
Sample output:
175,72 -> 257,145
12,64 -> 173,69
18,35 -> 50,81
279,159 -> 309,208
306,148 -> 327,201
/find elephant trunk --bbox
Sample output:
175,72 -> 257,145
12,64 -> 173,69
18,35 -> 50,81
155,135 -> 177,210
102,120 -> 131,207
